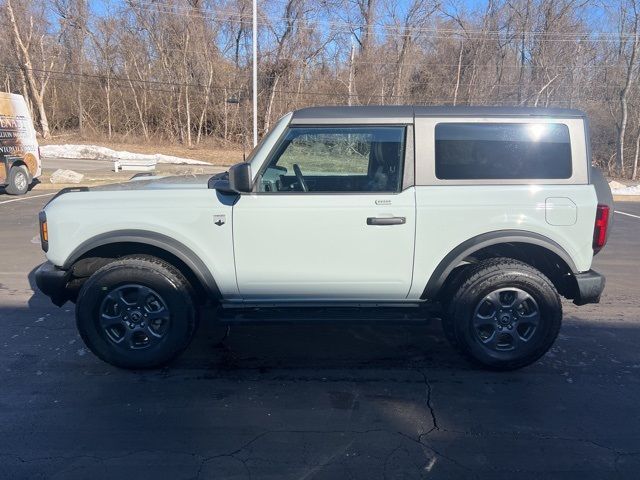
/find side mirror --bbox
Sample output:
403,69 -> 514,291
228,162 -> 252,193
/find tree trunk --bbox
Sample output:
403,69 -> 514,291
616,9 -> 639,177
633,127 -> 640,180
6,0 -> 51,138
78,62 -> 84,135
196,64 -> 214,145
105,77 -> 112,140
183,31 -> 192,148
124,66 -> 148,140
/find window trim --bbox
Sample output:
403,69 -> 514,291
252,124 -> 412,195
433,121 -> 573,181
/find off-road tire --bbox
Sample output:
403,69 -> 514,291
441,258 -> 562,371
76,256 -> 198,369
5,166 -> 30,195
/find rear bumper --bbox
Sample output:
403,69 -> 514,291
35,261 -> 70,306
573,270 -> 606,305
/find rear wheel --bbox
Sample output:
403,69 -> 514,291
442,258 -> 562,370
76,257 -> 197,369
5,166 -> 30,195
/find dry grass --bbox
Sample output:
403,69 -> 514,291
41,132 -> 244,166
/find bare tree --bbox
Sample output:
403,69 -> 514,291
53,0 -> 88,134
614,0 -> 640,177
5,0 -> 58,138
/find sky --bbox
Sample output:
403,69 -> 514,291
85,0 -> 610,31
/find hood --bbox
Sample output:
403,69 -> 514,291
90,173 -> 222,191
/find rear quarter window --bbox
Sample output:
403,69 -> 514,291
435,123 -> 572,180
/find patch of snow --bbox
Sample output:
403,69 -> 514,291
41,144 -> 209,165
608,180 -> 627,190
611,183 -> 640,195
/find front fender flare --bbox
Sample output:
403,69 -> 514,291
63,229 -> 221,298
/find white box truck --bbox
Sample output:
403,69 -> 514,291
0,92 -> 41,195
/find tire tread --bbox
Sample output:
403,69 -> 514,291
76,256 -> 197,369
442,257 -> 562,371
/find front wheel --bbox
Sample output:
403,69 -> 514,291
5,166 -> 30,195
76,257 -> 197,369
442,258 -> 562,371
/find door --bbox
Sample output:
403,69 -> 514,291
232,125 -> 416,301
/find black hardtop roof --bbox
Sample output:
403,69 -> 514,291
291,105 -> 586,123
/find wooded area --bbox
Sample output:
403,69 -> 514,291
2,0 -> 640,178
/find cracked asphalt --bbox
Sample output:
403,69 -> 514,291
1,191 -> 640,479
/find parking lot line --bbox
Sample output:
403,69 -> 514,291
0,192 -> 55,205
616,210 -> 640,220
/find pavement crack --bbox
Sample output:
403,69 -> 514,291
416,369 -> 440,440
395,431 -> 473,474
192,428 -> 384,480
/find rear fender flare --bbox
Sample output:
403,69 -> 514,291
421,230 -> 578,300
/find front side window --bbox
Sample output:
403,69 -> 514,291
435,123 -> 572,180
257,126 -> 406,193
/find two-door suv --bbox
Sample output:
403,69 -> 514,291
35,106 -> 613,370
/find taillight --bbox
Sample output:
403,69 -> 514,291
39,211 -> 48,252
592,204 -> 610,253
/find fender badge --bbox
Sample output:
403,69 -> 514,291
375,199 -> 391,205
213,214 -> 226,226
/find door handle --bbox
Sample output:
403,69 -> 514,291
367,216 -> 406,226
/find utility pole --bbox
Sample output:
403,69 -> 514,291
252,0 -> 258,147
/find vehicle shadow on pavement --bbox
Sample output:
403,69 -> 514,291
24,265 -> 467,373
188,317 -> 465,373
0,179 -> 40,197
26,266 -> 49,311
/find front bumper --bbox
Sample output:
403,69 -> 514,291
35,261 -> 70,306
573,270 -> 606,306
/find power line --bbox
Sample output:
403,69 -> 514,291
129,0 -> 640,42
23,74 -> 609,105
2,64 -> 626,92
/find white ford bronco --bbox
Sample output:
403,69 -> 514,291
35,106 -> 613,370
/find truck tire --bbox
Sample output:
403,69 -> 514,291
76,256 -> 198,369
5,165 -> 30,195
442,258 -> 562,371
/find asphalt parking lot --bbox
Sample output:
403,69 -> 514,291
1,190 -> 639,479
